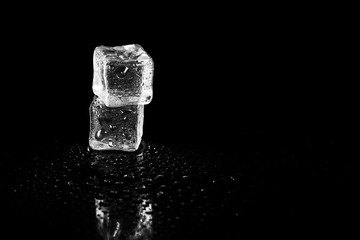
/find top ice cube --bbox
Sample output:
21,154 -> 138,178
93,44 -> 154,106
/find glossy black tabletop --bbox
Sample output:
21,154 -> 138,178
0,132 -> 355,240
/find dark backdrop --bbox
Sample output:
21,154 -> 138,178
1,9 -> 352,154
0,7 -> 356,240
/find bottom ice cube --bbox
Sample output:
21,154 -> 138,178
89,96 -> 144,151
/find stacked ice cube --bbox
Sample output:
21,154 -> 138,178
89,44 -> 154,151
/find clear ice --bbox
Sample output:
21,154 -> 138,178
93,44 -> 154,107
89,96 -> 144,151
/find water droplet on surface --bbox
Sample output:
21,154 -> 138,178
154,174 -> 165,182
115,65 -> 129,78
95,130 -> 105,140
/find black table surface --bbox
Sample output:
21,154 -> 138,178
0,132 -> 355,240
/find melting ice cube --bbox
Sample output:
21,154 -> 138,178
93,44 -> 154,107
89,96 -> 144,151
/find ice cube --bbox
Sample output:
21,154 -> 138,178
93,44 -> 154,107
89,96 -> 144,151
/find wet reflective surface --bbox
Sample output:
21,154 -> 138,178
0,136 -> 355,239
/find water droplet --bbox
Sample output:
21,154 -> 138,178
115,65 -> 129,78
154,174 -> 165,181
156,191 -> 164,197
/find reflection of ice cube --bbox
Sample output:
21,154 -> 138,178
93,44 -> 153,107
89,96 -> 144,151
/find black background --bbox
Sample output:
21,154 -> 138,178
1,7 -> 353,153
0,5 -> 356,240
